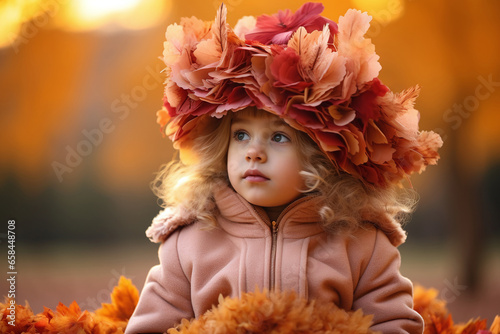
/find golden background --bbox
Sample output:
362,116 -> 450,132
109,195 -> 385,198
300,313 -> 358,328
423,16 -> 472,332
1,0 -> 499,324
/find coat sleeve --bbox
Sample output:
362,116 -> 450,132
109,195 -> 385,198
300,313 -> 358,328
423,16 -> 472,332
353,229 -> 424,334
125,230 -> 193,334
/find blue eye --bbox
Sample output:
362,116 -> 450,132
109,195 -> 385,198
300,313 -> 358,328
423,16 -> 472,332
233,131 -> 249,141
272,133 -> 290,143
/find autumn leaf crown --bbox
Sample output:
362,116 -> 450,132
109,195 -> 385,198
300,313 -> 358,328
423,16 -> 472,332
156,2 -> 443,187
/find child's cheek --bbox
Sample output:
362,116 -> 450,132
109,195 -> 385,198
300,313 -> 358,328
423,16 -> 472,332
226,161 -> 239,186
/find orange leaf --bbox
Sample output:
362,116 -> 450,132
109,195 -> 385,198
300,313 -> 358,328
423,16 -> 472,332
453,317 -> 487,333
490,316 -> 500,334
95,276 -> 139,324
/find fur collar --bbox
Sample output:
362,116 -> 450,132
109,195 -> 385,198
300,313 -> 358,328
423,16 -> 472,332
146,184 -> 407,246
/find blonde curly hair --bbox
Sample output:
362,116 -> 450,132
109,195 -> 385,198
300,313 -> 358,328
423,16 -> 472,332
152,108 -> 417,234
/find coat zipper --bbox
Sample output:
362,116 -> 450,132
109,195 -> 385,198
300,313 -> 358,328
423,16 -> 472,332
270,220 -> 278,290
261,195 -> 318,291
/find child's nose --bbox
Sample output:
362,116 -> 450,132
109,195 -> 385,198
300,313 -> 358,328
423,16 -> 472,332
246,142 -> 267,163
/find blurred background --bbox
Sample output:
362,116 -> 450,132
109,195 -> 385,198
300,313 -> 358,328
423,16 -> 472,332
1,0 -> 499,325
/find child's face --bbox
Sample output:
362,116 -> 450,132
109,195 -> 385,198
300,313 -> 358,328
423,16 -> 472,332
227,111 -> 304,209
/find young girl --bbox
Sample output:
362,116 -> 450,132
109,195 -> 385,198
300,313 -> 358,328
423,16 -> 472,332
125,3 -> 442,333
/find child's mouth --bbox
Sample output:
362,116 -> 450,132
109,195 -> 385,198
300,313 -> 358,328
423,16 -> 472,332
243,169 -> 269,182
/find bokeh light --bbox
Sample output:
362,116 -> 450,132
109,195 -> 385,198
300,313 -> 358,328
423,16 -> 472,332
59,0 -> 171,31
0,0 -> 171,50
351,0 -> 404,23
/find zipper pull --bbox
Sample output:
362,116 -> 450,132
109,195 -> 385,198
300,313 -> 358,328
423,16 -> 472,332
270,220 -> 278,290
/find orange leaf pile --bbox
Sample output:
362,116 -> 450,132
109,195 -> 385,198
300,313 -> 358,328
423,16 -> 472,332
0,277 -> 138,334
168,289 -> 377,334
413,285 -> 499,334
1,278 -> 498,333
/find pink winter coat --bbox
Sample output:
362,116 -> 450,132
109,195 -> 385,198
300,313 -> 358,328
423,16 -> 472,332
125,185 -> 424,334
